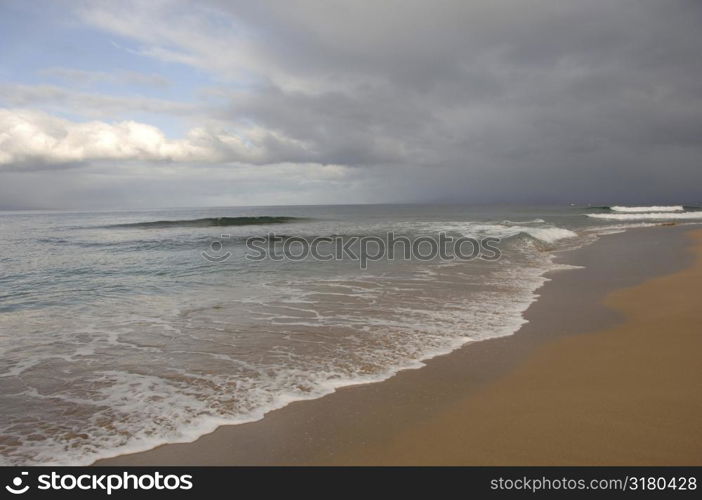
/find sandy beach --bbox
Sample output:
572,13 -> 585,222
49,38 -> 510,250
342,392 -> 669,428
98,226 -> 702,466
5,0 -> 702,473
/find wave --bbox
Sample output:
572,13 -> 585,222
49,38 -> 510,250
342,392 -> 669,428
243,220 -> 579,247
587,212 -> 702,220
517,226 -> 578,243
609,205 -> 683,213
108,216 -> 302,229
437,222 -> 577,244
500,218 -> 546,225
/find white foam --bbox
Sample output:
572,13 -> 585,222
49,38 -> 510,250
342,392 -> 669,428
397,220 -> 578,245
429,222 -> 577,244
466,224 -> 578,244
609,205 -> 684,212
519,226 -> 578,243
588,212 -> 702,220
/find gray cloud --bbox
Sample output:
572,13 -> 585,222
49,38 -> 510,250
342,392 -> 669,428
0,83 -> 196,119
40,67 -> 171,88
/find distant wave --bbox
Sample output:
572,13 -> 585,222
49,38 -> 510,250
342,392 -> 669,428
609,205 -> 683,213
109,216 -> 302,229
588,212 -> 702,220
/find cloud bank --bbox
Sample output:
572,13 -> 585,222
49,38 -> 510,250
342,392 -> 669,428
0,109 -> 311,167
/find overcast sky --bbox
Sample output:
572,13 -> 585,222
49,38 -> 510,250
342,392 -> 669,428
1,0 -> 701,209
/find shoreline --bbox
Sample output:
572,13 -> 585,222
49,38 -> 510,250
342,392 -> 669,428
97,225 -> 701,465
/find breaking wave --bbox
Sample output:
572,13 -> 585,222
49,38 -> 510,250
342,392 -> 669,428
609,205 -> 684,213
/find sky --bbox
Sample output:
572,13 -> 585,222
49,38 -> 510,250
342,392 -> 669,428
0,0 -> 701,209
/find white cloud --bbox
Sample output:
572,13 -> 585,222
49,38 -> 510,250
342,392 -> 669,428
0,108 -> 311,166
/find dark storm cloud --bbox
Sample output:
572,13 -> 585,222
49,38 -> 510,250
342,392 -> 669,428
200,0 -> 702,203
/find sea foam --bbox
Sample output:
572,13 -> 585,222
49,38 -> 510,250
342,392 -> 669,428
609,205 -> 684,213
588,212 -> 702,220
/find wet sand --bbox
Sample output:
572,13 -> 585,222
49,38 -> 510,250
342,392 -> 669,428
98,225 -> 702,465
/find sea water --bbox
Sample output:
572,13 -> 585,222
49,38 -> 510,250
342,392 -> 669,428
0,204 -> 698,464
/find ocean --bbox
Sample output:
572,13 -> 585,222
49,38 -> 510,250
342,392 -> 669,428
1,204 -> 700,465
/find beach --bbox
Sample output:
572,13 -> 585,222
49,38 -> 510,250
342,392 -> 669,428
97,225 -> 702,466
4,0 -> 702,476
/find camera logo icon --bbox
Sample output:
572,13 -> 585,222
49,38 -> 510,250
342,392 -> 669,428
201,234 -> 232,262
5,472 -> 29,494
